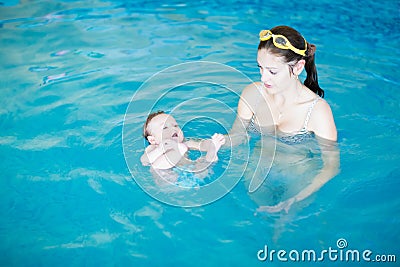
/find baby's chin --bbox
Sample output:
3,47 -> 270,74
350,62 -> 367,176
173,136 -> 184,143
163,136 -> 184,143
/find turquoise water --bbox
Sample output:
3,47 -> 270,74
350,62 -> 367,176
1,0 -> 399,266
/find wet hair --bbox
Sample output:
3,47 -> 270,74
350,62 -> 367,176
143,110 -> 165,140
258,25 -> 324,98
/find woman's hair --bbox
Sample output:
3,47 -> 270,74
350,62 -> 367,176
143,110 -> 165,140
258,25 -> 324,98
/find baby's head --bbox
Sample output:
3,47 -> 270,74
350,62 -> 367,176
143,111 -> 184,145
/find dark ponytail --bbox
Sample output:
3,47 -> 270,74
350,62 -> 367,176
304,43 -> 324,98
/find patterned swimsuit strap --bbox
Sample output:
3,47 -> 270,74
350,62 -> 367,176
302,97 -> 321,131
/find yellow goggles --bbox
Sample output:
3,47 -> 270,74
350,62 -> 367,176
259,30 -> 307,56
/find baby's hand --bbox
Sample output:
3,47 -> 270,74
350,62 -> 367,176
176,142 -> 188,155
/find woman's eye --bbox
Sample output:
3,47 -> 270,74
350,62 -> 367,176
258,64 -> 277,75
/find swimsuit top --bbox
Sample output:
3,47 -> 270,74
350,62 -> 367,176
247,97 -> 321,144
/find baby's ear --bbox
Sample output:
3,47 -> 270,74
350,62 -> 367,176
147,135 -> 157,145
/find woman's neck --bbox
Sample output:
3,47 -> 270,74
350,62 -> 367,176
272,79 -> 304,110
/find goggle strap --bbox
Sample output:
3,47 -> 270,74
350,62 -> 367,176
259,29 -> 307,56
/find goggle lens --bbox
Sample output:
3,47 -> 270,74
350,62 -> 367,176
275,36 -> 287,46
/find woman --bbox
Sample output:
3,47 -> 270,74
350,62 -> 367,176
230,25 -> 340,213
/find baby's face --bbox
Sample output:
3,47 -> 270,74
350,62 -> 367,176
147,114 -> 184,144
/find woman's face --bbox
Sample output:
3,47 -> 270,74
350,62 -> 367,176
257,48 -> 292,95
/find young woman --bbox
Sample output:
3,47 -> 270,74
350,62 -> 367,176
230,25 -> 340,213
234,25 -> 336,142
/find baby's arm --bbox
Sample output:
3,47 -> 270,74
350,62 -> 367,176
184,139 -> 202,150
185,134 -> 225,162
141,140 -> 188,169
140,145 -> 166,166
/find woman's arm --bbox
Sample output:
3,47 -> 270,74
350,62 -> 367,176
225,83 -> 259,146
294,140 -> 340,202
309,99 -> 337,142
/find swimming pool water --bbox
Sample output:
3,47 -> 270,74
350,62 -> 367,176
1,0 -> 399,266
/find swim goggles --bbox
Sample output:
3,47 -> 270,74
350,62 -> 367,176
259,30 -> 307,56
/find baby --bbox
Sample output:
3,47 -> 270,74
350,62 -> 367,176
140,111 -> 226,170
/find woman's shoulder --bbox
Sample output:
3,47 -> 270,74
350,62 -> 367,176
308,97 -> 337,141
241,82 -> 262,98
243,81 -> 261,92
301,89 -> 330,112
314,97 -> 333,114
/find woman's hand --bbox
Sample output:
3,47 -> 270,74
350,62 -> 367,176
211,133 -> 226,150
204,133 -> 226,162
257,197 -> 296,213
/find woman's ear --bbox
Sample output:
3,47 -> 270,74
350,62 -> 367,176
147,135 -> 157,145
293,59 -> 305,76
